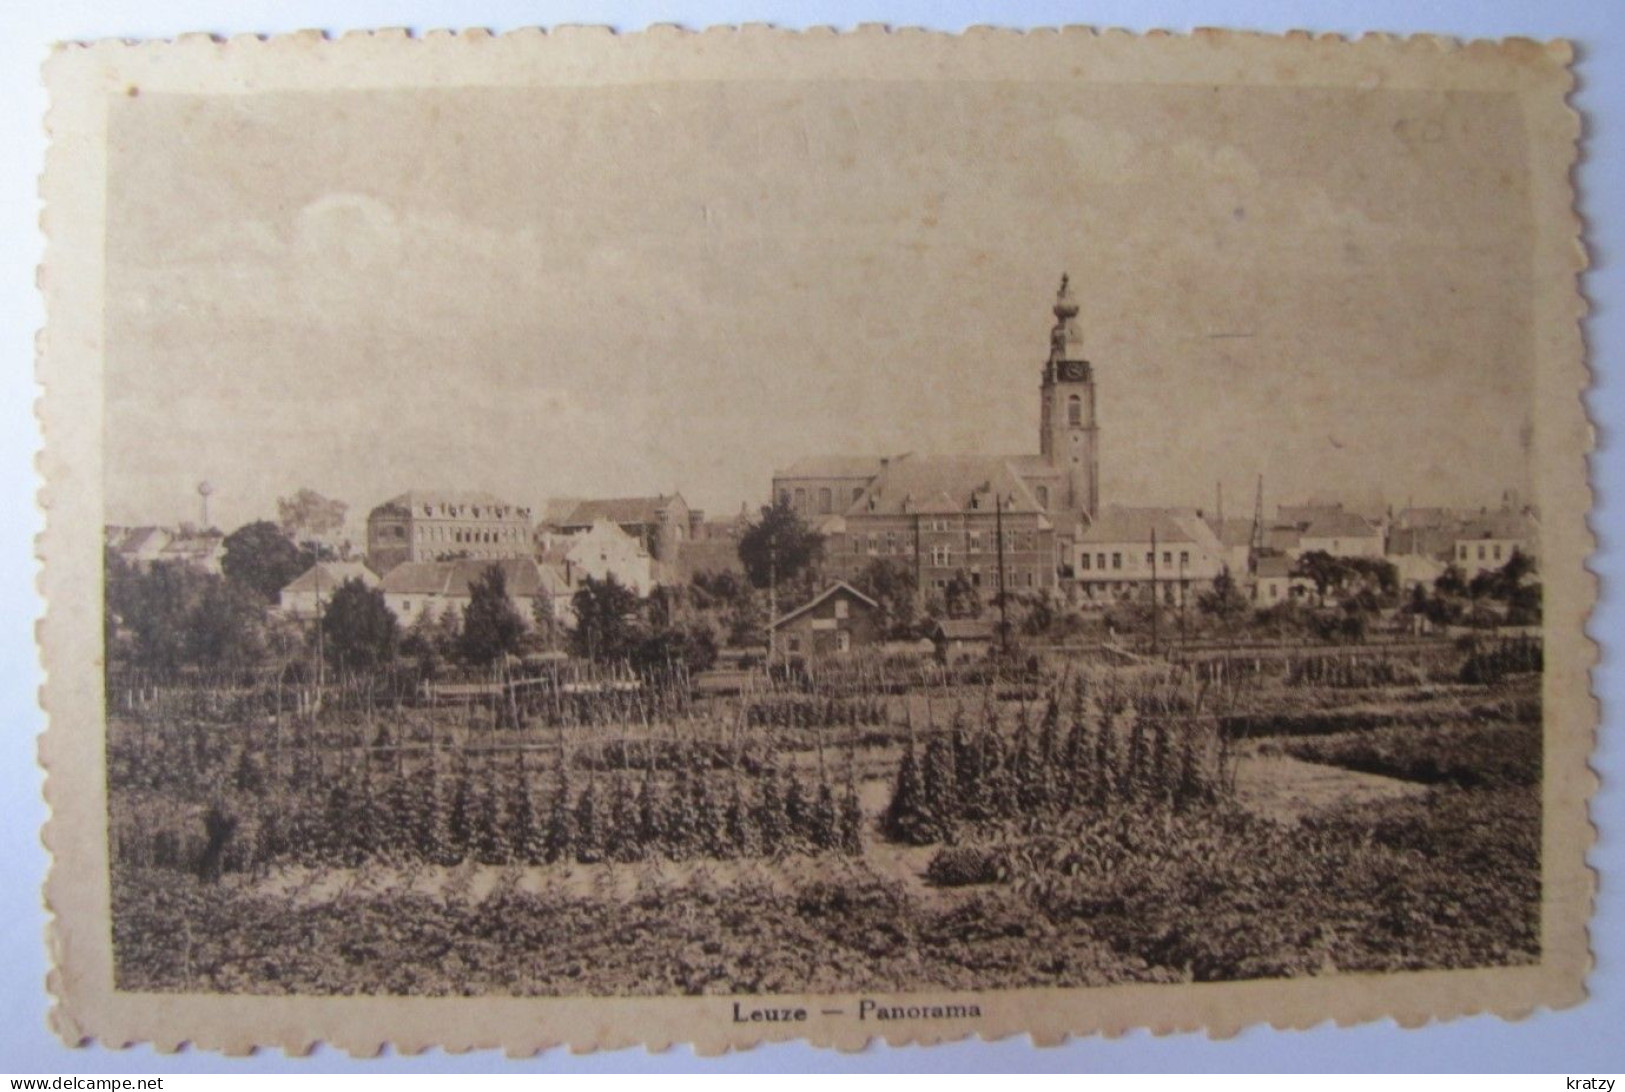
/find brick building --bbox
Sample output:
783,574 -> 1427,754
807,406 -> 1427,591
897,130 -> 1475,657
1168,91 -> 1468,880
365,490 -> 533,575
769,276 -> 1098,601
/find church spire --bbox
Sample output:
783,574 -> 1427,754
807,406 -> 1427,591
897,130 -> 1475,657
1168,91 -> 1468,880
1049,272 -> 1081,363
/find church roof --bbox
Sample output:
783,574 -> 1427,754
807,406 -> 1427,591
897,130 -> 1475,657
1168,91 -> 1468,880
846,454 -> 1046,518
773,455 -> 897,479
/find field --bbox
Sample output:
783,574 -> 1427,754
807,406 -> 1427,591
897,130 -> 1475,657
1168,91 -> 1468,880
106,641 -> 1542,995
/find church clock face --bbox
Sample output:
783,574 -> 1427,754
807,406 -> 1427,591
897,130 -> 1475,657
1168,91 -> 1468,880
1058,360 -> 1089,382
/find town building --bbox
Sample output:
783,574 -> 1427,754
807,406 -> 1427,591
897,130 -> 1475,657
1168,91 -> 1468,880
1071,507 -> 1227,607
1252,554 -> 1314,604
365,490 -> 533,575
105,525 -> 225,575
768,581 -> 882,661
553,517 -> 657,596
770,276 -> 1101,597
1294,507 -> 1384,559
1453,511 -> 1539,578
819,455 -> 1058,600
277,561 -> 380,619
378,557 -> 575,631
544,494 -> 693,566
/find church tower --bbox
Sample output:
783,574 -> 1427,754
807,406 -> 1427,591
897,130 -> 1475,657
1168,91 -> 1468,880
1039,274 -> 1100,521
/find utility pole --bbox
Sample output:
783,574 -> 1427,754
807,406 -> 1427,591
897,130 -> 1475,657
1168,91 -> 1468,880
1178,550 -> 1187,645
995,492 -> 1009,657
1249,474 -> 1266,574
1149,526 -> 1159,656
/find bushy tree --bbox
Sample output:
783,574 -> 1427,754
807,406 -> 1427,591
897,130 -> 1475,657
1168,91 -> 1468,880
943,570 -> 982,620
570,573 -> 642,663
222,520 -> 319,602
737,501 -> 823,592
321,578 -> 399,672
460,565 -> 526,666
185,577 -> 268,668
1197,566 -> 1250,625
277,488 -> 348,549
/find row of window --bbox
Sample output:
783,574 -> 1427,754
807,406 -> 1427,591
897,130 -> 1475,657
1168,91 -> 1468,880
1079,581 -> 1185,603
928,569 -> 1039,590
410,525 -> 525,545
1079,549 -> 1192,573
781,486 -> 868,515
1458,542 -> 1507,563
849,531 -> 1042,558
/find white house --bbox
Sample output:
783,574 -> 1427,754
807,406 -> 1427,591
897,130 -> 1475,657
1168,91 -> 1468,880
1072,507 -> 1227,607
559,517 -> 657,596
1291,509 -> 1384,559
379,557 -> 575,631
1453,512 -> 1539,578
278,560 -> 380,618
1251,554 -> 1315,604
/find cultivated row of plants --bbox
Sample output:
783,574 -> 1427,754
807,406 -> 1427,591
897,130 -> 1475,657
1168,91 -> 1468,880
882,674 -> 1232,846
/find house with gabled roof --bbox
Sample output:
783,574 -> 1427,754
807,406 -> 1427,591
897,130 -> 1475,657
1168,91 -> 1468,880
767,581 -> 882,661
278,561 -> 380,619
1072,506 -> 1228,607
379,557 -> 575,631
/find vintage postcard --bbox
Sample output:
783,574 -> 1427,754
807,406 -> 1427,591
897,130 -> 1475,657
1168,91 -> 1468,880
39,28 -> 1590,1054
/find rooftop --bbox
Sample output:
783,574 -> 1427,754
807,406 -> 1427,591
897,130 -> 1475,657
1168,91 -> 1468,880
380,557 -> 568,598
847,454 -> 1047,518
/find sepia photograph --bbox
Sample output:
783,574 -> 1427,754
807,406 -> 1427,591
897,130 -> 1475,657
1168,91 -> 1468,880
35,24 -> 1593,1055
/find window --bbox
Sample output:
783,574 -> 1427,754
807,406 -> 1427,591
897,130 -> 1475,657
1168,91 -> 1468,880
1493,544 -> 1503,561
1097,553 -> 1107,570
1080,553 -> 1092,571
794,488 -> 806,508
836,630 -> 851,653
1111,553 -> 1122,570
931,545 -> 952,567
1067,394 -> 1083,427
1270,584 -> 1279,600
1146,552 -> 1154,566
1163,551 -> 1173,566
1035,485 -> 1050,509
1180,551 -> 1190,567
887,531 -> 898,555
819,488 -> 833,515
1459,545 -> 1468,561
971,570 -> 982,587
835,599 -> 849,619
1478,545 -> 1486,561
788,637 -> 802,653
968,532 -> 982,552
402,599 -> 412,612
851,535 -> 863,554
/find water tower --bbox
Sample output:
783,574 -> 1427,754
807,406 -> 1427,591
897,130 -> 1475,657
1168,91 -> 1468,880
197,480 -> 214,529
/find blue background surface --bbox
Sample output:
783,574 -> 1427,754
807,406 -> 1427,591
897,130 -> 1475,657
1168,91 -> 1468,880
1,0 -> 1619,1073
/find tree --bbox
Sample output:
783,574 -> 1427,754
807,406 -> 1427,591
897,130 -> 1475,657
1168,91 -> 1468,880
529,590 -> 564,652
570,573 -> 642,663
321,578 -> 400,672
185,577 -> 268,668
1197,565 -> 1250,627
222,520 -> 316,602
850,558 -> 918,639
460,565 -> 526,666
1291,550 -> 1344,606
277,488 -> 348,547
738,501 -> 823,656
737,501 -> 823,591
943,570 -> 982,620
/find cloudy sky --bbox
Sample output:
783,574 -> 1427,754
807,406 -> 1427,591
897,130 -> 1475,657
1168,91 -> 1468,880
104,80 -> 1534,531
